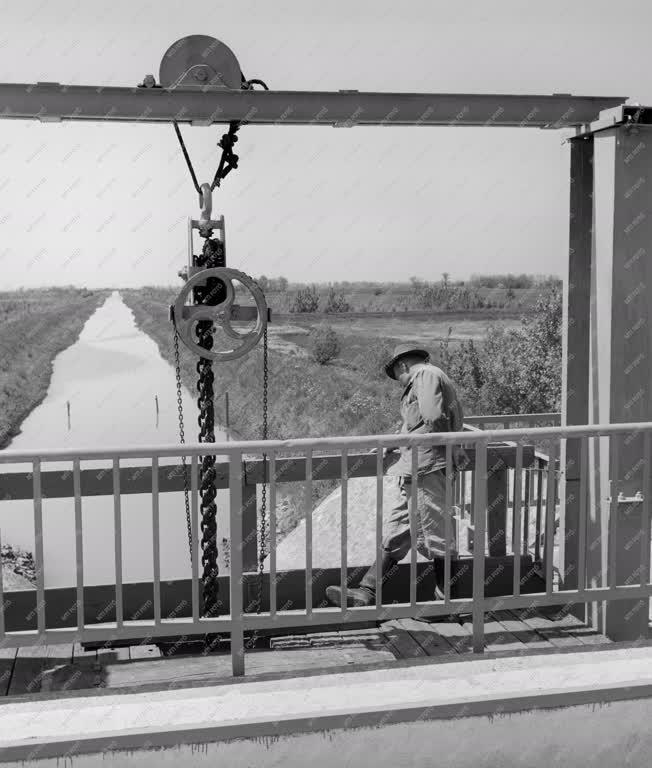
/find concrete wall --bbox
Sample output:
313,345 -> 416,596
4,695 -> 652,768
4,646 -> 652,767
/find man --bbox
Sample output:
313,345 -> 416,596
325,342 -> 466,608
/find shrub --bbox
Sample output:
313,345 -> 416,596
442,284 -> 562,415
311,325 -> 340,364
324,287 -> 351,313
291,285 -> 320,313
365,338 -> 395,380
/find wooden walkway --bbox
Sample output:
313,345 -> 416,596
0,609 -> 614,699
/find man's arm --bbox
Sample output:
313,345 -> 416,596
413,368 -> 444,430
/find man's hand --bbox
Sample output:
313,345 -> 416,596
382,445 -> 399,467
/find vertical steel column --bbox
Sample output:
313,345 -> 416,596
563,135 -> 594,622
600,123 -> 652,640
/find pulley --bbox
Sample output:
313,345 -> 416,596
173,266 -> 268,361
159,35 -> 244,91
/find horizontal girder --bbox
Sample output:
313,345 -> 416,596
0,83 -> 626,127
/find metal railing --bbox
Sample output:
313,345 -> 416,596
465,413 -> 561,429
0,420 -> 650,676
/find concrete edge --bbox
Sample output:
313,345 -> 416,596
5,639 -> 652,707
3,678 -> 652,763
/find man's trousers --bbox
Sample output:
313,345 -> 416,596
381,469 -> 459,561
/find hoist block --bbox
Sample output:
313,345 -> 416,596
159,35 -> 243,90
172,267 -> 268,361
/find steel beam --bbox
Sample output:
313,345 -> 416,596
0,83 -> 626,127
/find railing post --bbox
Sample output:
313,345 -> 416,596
605,495 -> 649,642
487,463 -> 508,557
472,440 -> 488,653
229,452 -> 245,676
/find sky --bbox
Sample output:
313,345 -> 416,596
0,0 -> 648,289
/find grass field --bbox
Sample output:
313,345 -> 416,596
120,286 -> 539,539
271,310 -> 523,366
262,283 -> 551,313
0,287 -> 108,450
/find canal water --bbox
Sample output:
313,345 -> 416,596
0,291 -> 230,588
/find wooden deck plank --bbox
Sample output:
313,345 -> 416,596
8,644 -> 75,696
101,654 -> 233,688
72,642 -> 95,661
249,646 -> 396,673
426,618 -> 474,654
393,618 -> 458,657
459,614 -> 526,653
487,610 -> 552,650
129,643 -> 162,659
563,624 -> 613,645
506,609 -> 586,648
380,619 -> 428,659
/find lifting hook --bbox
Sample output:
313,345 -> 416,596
198,182 -> 213,237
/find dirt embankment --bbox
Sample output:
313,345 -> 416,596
0,289 -> 109,450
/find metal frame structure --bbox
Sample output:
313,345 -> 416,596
0,84 -> 627,128
0,35 -> 650,663
0,35 -> 628,128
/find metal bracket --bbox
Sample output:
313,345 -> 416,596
179,304 -> 272,323
616,491 -> 644,504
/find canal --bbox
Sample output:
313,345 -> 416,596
0,291 -> 230,588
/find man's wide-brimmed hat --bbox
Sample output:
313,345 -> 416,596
384,342 -> 430,380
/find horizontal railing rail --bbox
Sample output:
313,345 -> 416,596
465,412 -> 561,428
0,445 -> 533,500
0,420 -> 650,676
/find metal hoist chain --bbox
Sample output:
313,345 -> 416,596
173,327 -> 194,563
257,327 -> 269,612
172,79 -> 269,618
195,236 -> 224,619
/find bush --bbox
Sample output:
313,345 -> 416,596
311,325 -> 340,364
324,287 -> 351,313
441,285 -> 562,415
291,285 -> 320,313
365,338 -> 395,380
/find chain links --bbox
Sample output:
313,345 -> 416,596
257,327 -> 269,612
194,235 -> 225,618
173,325 -> 194,564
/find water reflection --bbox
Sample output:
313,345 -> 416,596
0,291 -> 230,587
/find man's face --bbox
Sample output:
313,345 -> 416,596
393,360 -> 410,385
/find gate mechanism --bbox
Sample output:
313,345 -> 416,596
164,35 -> 271,621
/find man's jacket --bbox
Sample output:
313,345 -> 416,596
389,362 -> 466,477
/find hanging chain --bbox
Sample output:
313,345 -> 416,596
257,327 -> 269,613
195,236 -> 225,618
173,326 -> 194,564
171,73 -> 269,619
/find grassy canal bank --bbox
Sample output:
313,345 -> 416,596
0,287 -> 108,450
120,287 -> 529,540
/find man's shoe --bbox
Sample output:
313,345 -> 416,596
325,585 -> 375,608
